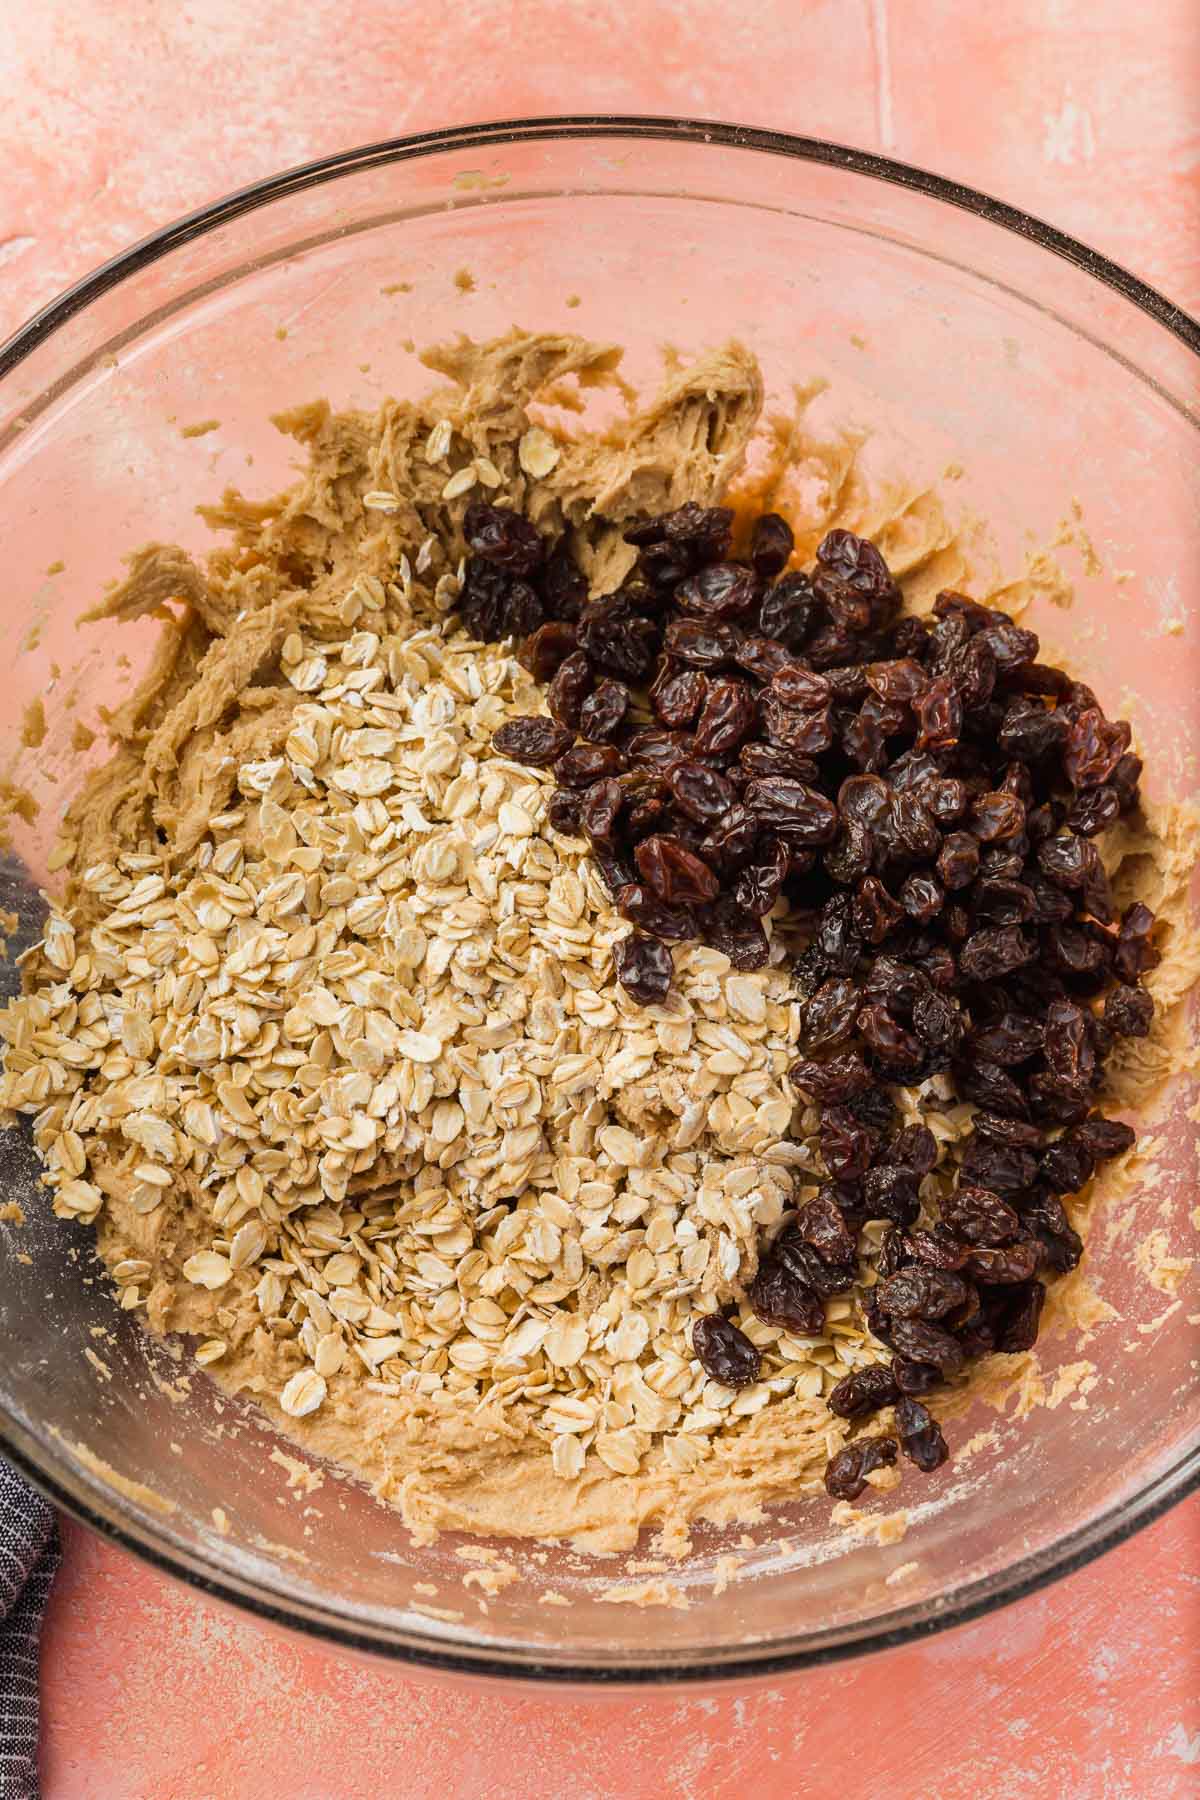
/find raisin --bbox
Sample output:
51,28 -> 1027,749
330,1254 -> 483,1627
965,1240 -> 1041,1284
578,777 -> 624,845
675,561 -> 760,620
691,1312 -> 762,1387
788,1052 -> 871,1103
1025,1195 -> 1084,1272
547,788 -> 583,836
735,635 -> 797,682
816,529 -> 899,614
554,743 -> 626,788
890,792 -> 940,859
941,1185 -> 1020,1246
654,668 -> 708,729
667,760 -> 738,825
906,1228 -> 971,1272
635,834 -> 720,906
959,1135 -> 1038,1193
750,512 -> 795,577
613,931 -> 673,1006
862,1164 -> 922,1227
904,676 -> 960,754
694,677 -> 758,754
893,1124 -> 939,1176
758,571 -> 817,646
577,601 -> 659,681
537,543 -> 588,619
747,1258 -> 825,1336
998,699 -> 1067,761
893,1357 -> 943,1396
959,927 -> 1036,982
795,1192 -> 858,1265
613,885 -> 694,943
1073,1116 -> 1135,1161
700,804 -> 762,871
463,501 -> 544,574
947,635 -> 996,709
1038,1135 -> 1095,1193
820,1105 -> 879,1178
936,831 -> 980,891
900,873 -> 944,923
744,779 -> 839,842
520,619 -> 578,681
770,664 -> 832,709
828,1365 -> 899,1419
578,679 -> 630,742
994,1280 -> 1046,1353
1064,708 -> 1131,789
824,819 -> 874,886
663,618 -> 740,669
824,1436 -> 899,1501
733,841 -> 790,917
887,1317 -> 964,1376
1114,901 -> 1160,984
761,693 -> 834,756
878,1268 -> 969,1321
894,1397 -> 949,1473
592,847 -> 637,899
702,897 -> 771,971
802,978 -> 862,1052
970,791 -> 1026,842
624,502 -> 734,564
492,716 -> 573,767
547,650 -> 595,729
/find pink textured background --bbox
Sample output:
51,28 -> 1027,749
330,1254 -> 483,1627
2,3 -> 1198,1796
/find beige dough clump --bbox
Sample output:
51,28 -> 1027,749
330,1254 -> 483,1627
0,331 -> 1195,1553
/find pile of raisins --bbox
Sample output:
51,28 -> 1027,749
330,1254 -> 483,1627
458,496 -> 1158,1500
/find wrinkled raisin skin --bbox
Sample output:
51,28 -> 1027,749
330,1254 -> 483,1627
692,1312 -> 762,1387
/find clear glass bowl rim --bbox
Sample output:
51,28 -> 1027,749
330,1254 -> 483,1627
1,114 -> 1197,1685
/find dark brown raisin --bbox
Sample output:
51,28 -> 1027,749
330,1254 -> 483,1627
802,978 -> 862,1052
675,561 -> 761,621
613,931 -> 673,1006
795,1192 -> 858,1265
653,668 -> 708,729
547,788 -> 583,835
1114,901 -> 1160,984
547,650 -> 595,729
970,791 -> 1026,842
819,1105 -> 879,1178
734,635 -> 797,682
536,542 -> 588,619
492,716 -> 573,767
554,743 -> 626,788
758,572 -> 817,647
694,677 -> 758,755
959,927 -> 1036,982
887,1317 -> 964,1376
663,617 -> 740,669
733,841 -> 790,917
894,1397 -> 949,1473
702,896 -> 771,970
861,1164 -> 922,1227
824,1436 -> 899,1501
941,1185 -> 1020,1246
828,1364 -> 899,1419
615,884 -> 696,941
994,1281 -> 1046,1352
877,1268 -> 970,1321
893,1356 -> 942,1396
893,1124 -> 939,1176
578,778 -> 624,846
1063,708 -> 1130,789
578,679 -> 630,743
691,1312 -> 761,1387
744,779 -> 839,843
964,1240 -> 1041,1284
464,501 -> 544,575
747,1258 -> 825,1336
667,760 -> 738,825
912,677 -> 962,753
1073,1116 -> 1135,1161
936,831 -> 980,891
635,835 -> 720,906
750,512 -> 795,577
519,620 -> 578,681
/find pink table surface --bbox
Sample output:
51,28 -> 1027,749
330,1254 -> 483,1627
3,3 -> 1198,1796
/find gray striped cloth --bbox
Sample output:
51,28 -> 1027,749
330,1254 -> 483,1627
0,1463 -> 56,1800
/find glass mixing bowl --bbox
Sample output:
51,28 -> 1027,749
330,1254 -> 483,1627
0,118 -> 1197,1685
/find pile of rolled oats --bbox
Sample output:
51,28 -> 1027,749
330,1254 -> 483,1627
0,612 -> 888,1483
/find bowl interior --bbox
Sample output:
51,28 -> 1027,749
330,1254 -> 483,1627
0,124 -> 1197,1677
